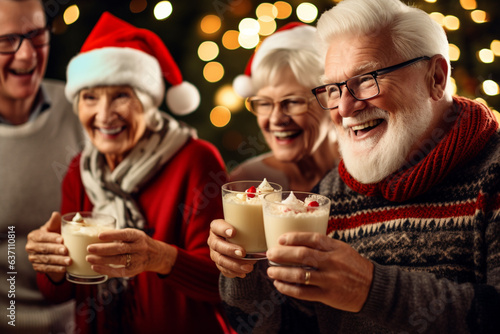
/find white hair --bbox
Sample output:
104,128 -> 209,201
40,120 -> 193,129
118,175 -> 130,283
251,48 -> 324,92
316,0 -> 451,80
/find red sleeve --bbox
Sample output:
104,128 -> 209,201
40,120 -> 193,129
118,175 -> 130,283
139,139 -> 228,302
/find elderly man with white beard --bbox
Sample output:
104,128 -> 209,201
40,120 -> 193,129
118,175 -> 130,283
207,0 -> 500,333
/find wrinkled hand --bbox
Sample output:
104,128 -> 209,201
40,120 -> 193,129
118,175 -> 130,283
86,228 -> 177,278
26,212 -> 69,282
207,219 -> 256,278
266,232 -> 374,313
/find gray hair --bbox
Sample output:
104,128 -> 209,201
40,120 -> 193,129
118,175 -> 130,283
316,0 -> 450,77
251,48 -> 324,92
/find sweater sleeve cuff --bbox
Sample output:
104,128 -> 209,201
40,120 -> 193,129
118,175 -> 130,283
358,262 -> 398,318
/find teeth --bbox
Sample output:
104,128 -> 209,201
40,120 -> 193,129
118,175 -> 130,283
273,131 -> 298,138
99,127 -> 122,135
351,120 -> 381,131
11,68 -> 34,74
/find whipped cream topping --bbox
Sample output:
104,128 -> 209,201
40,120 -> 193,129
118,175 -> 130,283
72,212 -> 85,223
280,192 -> 307,213
256,178 -> 274,194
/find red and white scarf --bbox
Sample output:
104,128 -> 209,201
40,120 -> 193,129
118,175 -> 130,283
339,96 -> 499,202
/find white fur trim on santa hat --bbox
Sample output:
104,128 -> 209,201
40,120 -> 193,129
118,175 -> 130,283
166,81 -> 200,116
232,74 -> 254,98
65,47 -> 165,106
251,25 -> 316,75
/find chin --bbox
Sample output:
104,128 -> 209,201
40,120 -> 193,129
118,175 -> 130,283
340,105 -> 434,184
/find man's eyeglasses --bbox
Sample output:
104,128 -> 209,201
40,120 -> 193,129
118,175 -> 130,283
0,26 -> 51,54
311,56 -> 431,110
246,96 -> 316,116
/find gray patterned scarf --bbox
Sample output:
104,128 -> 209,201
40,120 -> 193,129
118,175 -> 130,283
80,113 -> 193,229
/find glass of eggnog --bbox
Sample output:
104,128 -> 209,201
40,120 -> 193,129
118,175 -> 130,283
222,179 -> 282,259
262,191 -> 331,266
61,212 -> 116,284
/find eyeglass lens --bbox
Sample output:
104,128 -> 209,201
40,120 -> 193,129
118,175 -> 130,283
249,96 -> 309,116
316,74 -> 379,110
0,28 -> 50,54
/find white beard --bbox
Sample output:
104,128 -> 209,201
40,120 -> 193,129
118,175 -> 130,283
337,97 -> 434,184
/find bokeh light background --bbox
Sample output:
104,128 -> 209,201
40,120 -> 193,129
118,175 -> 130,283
45,0 -> 500,170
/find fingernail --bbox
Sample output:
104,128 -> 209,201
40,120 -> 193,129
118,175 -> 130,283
64,258 -> 71,265
225,229 -> 233,237
278,234 -> 287,245
59,247 -> 66,255
235,249 -> 243,257
56,237 -> 63,243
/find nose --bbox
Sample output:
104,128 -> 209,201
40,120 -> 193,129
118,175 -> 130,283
14,38 -> 37,58
268,102 -> 290,124
337,85 -> 366,118
94,98 -> 115,123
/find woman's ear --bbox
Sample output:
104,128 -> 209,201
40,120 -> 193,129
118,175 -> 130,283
426,55 -> 449,101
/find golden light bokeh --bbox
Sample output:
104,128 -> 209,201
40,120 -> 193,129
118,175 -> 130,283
443,15 -> 460,30
214,84 -> 244,112
203,62 -> 225,83
258,18 -> 277,36
483,80 -> 499,96
471,10 -> 488,23
429,12 -> 445,26
198,41 -> 219,62
238,32 -> 260,49
274,1 -> 292,19
63,5 -> 80,25
296,3 -> 318,23
222,30 -> 240,50
491,40 -> 500,57
210,106 -> 232,127
256,3 -> 278,21
153,1 -> 172,21
200,14 -> 222,35
449,44 -> 461,61
478,48 -> 495,63
460,0 -> 477,10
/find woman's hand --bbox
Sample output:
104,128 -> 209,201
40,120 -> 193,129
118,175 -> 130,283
86,228 -> 178,278
266,232 -> 374,313
207,219 -> 256,278
26,212 -> 70,282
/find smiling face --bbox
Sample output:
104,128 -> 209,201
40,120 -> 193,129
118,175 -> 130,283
324,32 -> 436,183
78,85 -> 146,169
255,67 -> 331,163
0,0 -> 48,102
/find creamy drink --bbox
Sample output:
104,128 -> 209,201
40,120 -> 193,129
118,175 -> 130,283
61,212 -> 116,284
263,191 -> 330,265
222,179 -> 281,258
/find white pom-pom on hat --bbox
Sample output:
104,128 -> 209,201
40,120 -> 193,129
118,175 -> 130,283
232,22 -> 317,98
65,12 -> 200,116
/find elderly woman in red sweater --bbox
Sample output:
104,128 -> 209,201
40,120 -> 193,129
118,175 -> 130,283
26,12 -> 231,334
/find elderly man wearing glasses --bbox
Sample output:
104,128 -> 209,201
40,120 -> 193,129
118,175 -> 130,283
208,0 -> 500,333
228,22 -> 340,192
0,0 -> 83,333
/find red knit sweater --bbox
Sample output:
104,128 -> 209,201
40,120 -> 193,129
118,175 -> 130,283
37,138 -> 231,334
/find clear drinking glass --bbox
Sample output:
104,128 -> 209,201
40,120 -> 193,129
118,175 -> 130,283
221,180 -> 282,259
61,212 -> 116,284
262,191 -> 331,266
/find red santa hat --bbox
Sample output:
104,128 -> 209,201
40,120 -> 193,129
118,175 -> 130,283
233,22 -> 317,97
65,12 -> 200,116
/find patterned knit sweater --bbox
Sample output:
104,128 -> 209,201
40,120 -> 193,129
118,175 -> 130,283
219,97 -> 500,334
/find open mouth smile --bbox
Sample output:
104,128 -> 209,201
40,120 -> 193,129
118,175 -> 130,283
351,119 -> 383,136
272,130 -> 301,140
9,66 -> 36,76
97,126 -> 125,136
